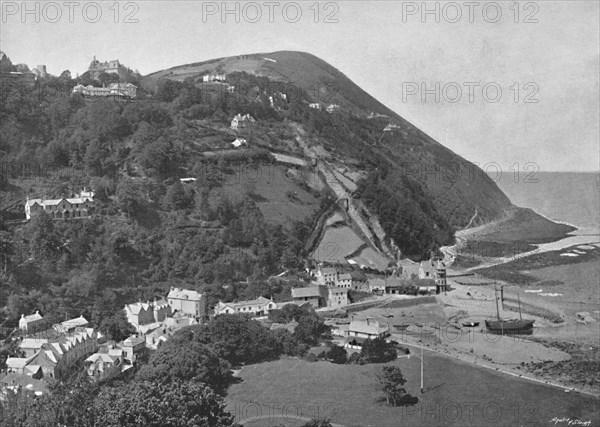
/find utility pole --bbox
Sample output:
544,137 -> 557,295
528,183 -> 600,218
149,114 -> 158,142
420,345 -> 424,393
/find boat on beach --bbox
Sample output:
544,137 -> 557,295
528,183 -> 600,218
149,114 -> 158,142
486,287 -> 534,334
462,321 -> 480,327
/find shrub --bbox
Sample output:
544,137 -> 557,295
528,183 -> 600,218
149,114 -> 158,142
305,353 -> 318,362
327,344 -> 348,364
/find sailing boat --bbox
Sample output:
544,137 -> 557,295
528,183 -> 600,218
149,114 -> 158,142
485,287 -> 534,334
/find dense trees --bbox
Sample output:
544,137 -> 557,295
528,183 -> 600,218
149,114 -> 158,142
94,381 -> 234,427
357,169 -> 453,258
136,340 -> 233,393
268,304 -> 330,345
359,337 -> 398,364
326,344 -> 348,364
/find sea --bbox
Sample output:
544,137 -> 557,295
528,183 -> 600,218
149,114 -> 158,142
492,171 -> 600,251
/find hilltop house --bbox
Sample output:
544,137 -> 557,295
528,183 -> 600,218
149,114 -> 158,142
19,311 -> 45,334
231,137 -> 248,148
231,114 -> 255,130
25,191 -> 95,221
124,299 -> 172,331
167,287 -> 207,319
203,72 -> 226,82
72,82 -> 137,98
214,296 -> 277,317
383,123 -> 401,132
345,317 -> 389,348
88,56 -> 129,79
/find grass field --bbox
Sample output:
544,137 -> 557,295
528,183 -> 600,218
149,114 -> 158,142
225,356 -> 599,426
312,226 -> 365,264
220,164 -> 320,224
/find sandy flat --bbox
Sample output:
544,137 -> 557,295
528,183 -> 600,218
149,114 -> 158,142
577,245 -> 596,250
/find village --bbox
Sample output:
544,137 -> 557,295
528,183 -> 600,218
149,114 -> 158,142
0,252 -> 449,399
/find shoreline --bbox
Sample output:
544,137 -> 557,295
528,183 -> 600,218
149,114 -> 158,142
398,340 -> 599,399
455,206 -> 578,245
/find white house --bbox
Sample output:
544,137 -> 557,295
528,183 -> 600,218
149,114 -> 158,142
25,191 -> 94,220
167,287 -> 207,319
230,114 -> 255,130
214,296 -> 277,317
203,73 -> 226,82
345,317 -> 390,348
19,311 -> 45,334
231,138 -> 247,148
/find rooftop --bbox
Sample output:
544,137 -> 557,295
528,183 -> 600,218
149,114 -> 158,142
348,318 -> 389,336
20,311 -> 43,323
291,286 -> 324,299
167,287 -> 202,301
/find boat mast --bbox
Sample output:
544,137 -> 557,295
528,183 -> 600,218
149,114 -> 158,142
494,287 -> 500,321
518,292 -> 523,320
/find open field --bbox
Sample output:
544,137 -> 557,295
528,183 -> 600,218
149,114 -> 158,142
312,225 -> 364,264
220,164 -> 320,224
225,356 -> 599,427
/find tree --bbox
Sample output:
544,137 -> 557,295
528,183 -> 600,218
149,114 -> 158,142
326,344 -> 347,364
163,181 -> 192,211
136,340 -> 232,394
93,381 -> 235,426
376,366 -> 407,406
99,311 -> 136,342
116,178 -> 144,217
360,337 -> 397,363
204,314 -> 280,365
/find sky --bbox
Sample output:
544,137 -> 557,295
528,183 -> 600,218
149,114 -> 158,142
2,0 -> 599,172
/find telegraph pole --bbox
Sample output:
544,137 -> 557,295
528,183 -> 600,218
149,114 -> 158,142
420,345 -> 424,393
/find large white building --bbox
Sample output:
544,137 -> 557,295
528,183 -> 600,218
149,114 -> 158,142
25,194 -> 94,221
167,287 -> 207,319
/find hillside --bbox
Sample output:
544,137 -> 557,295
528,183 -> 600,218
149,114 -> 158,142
0,49 -> 575,333
144,51 -> 514,231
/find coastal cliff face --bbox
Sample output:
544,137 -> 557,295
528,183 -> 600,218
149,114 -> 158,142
145,51 -> 515,256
